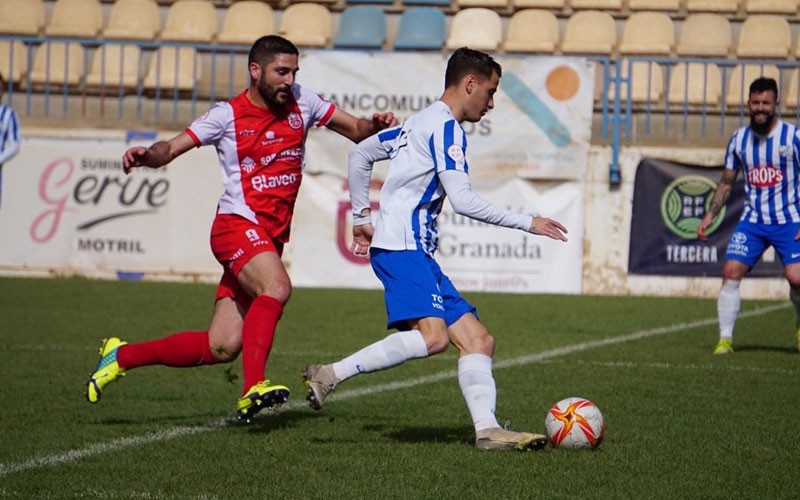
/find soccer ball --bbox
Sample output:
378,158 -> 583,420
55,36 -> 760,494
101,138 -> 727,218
545,397 -> 605,450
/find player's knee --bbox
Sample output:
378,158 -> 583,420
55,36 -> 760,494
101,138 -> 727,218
209,341 -> 239,362
722,262 -> 746,281
459,331 -> 494,356
263,278 -> 292,304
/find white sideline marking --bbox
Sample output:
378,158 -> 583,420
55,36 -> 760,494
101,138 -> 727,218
0,302 -> 787,478
568,360 -> 800,376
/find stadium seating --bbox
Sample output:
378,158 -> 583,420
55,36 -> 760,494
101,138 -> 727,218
561,10 -> 616,55
86,44 -> 142,89
144,46 -> 201,92
197,52 -> 249,99
333,6 -> 386,49
725,63 -> 781,107
502,9 -> 559,53
628,0 -> 681,10
279,3 -> 332,48
0,0 -> 45,35
735,15 -> 792,58
217,1 -> 275,45
103,0 -> 161,40
159,0 -> 217,43
0,41 -> 29,84
393,8 -> 447,50
667,62 -> 723,106
455,0 -> 510,8
44,0 -> 104,38
570,0 -> 622,10
619,12 -> 675,56
784,68 -> 800,108
686,0 -> 740,12
402,0 -> 452,6
445,8 -> 503,51
29,41 -> 86,87
745,0 -> 798,13
511,0 -> 565,7
676,14 -> 731,57
609,60 -> 664,104
348,0 -> 393,5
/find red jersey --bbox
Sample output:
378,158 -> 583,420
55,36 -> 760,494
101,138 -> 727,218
186,84 -> 336,243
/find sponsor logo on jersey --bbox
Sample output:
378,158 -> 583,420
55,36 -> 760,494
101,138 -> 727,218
747,165 -> 783,188
251,172 -> 300,192
260,130 -> 283,146
238,129 -> 256,137
241,156 -> 256,174
287,112 -> 303,130
259,148 -> 304,167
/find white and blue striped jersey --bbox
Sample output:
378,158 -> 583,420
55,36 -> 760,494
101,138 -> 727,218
725,120 -> 800,224
0,104 -> 20,165
349,101 -> 531,256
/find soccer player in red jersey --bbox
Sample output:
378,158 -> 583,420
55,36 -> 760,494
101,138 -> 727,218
85,35 -> 397,422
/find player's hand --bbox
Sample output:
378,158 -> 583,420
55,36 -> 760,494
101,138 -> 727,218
122,146 -> 150,174
530,217 -> 568,242
351,223 -> 374,257
697,214 -> 713,241
372,112 -> 398,130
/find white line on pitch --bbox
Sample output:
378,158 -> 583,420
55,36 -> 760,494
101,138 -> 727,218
0,302 -> 787,478
564,360 -> 800,376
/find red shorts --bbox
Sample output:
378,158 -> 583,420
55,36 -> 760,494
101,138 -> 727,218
210,214 -> 284,308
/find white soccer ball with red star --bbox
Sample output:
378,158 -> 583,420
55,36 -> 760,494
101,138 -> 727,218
545,397 -> 605,450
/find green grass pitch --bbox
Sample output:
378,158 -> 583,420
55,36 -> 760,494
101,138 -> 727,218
1,276 -> 799,499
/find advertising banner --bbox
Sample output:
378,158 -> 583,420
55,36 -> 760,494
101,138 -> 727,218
628,158 -> 783,277
299,51 -> 594,180
0,137 -> 222,279
0,136 -> 584,293
290,174 -> 584,293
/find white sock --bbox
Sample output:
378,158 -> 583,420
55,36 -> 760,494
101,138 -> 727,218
789,288 -> 800,325
332,330 -> 428,381
458,353 -> 499,433
718,279 -> 741,340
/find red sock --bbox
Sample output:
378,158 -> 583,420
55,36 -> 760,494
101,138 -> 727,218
240,295 -> 283,395
117,331 -> 216,370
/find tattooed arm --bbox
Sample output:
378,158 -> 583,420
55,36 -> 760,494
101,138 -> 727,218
697,169 -> 739,240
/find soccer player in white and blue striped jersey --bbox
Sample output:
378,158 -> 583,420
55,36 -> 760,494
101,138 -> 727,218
697,77 -> 800,354
303,48 -> 569,451
0,71 -> 20,203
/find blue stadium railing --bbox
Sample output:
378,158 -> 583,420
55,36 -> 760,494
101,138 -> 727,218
3,35 -> 798,186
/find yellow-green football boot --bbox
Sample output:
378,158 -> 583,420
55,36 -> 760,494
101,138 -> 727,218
236,380 -> 290,423
86,337 -> 127,403
712,338 -> 734,355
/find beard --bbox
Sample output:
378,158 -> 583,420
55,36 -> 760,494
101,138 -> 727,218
750,111 -> 775,135
257,77 -> 290,108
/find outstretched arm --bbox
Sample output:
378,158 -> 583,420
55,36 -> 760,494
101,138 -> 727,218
122,132 -> 196,174
697,168 -> 738,240
440,170 -> 568,242
327,108 -> 398,143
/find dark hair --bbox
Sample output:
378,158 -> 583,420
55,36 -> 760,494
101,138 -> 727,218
248,35 -> 299,67
749,77 -> 779,99
444,47 -> 502,88
0,71 -> 5,87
